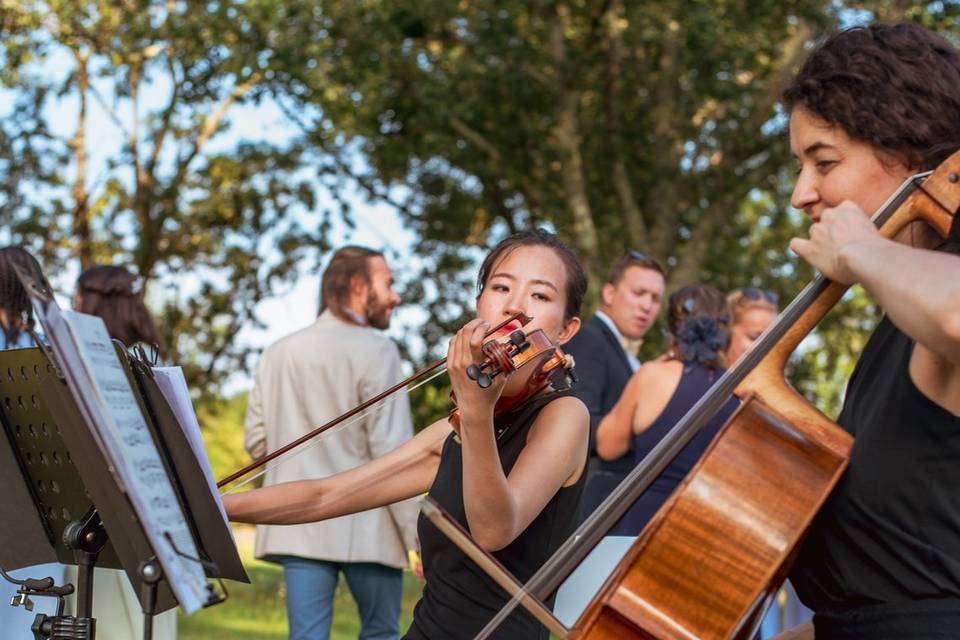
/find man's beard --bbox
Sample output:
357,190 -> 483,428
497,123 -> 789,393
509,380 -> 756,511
365,291 -> 393,330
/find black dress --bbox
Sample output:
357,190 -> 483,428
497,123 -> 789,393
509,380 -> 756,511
791,316 -> 960,637
405,390 -> 587,640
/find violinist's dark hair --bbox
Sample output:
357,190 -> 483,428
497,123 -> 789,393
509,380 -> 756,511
666,284 -> 730,369
319,245 -> 384,318
782,22 -> 960,171
0,246 -> 45,346
477,229 -> 587,321
76,265 -> 167,359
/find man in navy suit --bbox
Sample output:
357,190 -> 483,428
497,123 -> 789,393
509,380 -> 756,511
566,251 -> 666,522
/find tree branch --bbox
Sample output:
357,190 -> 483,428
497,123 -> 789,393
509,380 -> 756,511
449,116 -> 502,164
173,73 -> 261,188
645,13 -> 684,261
69,44 -> 92,270
549,3 -> 598,262
603,0 -> 647,247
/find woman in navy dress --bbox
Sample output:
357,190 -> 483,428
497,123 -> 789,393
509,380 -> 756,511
595,284 -> 737,535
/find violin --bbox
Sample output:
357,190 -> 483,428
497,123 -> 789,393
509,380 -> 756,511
449,327 -> 576,431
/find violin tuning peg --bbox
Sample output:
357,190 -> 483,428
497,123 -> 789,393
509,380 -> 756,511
477,373 -> 493,389
466,363 -> 483,381
508,330 -> 526,347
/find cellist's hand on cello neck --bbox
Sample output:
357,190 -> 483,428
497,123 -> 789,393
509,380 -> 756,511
789,200 -> 887,285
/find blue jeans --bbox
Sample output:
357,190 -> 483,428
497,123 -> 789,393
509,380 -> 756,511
275,556 -> 402,640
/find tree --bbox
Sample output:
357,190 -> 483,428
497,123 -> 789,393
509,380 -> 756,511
271,0 -> 960,420
0,0 -> 326,400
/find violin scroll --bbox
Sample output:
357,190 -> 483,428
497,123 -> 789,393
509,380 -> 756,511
466,330 -> 530,389
449,329 -> 577,432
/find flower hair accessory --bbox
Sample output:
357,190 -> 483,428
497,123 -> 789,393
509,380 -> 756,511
676,314 -> 728,366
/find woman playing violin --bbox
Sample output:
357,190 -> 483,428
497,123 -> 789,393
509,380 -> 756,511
778,23 -> 960,639
225,229 -> 590,639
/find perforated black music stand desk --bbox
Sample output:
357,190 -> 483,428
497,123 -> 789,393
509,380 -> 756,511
0,340 -> 247,638
0,344 -> 128,639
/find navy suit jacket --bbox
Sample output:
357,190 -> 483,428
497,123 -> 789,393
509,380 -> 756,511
565,314 -> 635,474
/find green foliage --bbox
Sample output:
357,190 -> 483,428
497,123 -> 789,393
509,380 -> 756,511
0,0 -> 329,399
4,0 -> 959,421
197,392 -> 252,483
268,0 -> 959,412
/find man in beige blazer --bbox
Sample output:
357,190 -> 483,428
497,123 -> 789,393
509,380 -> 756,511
244,246 -> 418,640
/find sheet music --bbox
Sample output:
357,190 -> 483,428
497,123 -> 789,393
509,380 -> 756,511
43,306 -> 209,614
152,366 -> 230,530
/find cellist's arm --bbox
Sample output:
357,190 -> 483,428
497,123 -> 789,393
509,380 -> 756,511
790,201 -> 960,365
770,621 -> 814,640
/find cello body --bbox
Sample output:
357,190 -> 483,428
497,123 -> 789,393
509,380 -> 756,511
569,392 -> 850,639
569,154 -> 959,640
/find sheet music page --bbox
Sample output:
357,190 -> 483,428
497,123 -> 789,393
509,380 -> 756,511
43,306 -> 209,614
152,366 -> 230,530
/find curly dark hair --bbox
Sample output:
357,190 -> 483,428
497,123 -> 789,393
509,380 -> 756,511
666,284 -> 730,369
476,228 -> 587,322
782,22 -> 960,172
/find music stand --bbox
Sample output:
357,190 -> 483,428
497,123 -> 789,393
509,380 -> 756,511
0,266 -> 247,639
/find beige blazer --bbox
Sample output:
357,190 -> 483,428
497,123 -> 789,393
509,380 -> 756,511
244,311 -> 419,569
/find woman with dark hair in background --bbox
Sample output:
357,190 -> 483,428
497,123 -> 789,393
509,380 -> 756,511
0,246 -> 46,349
225,228 -> 591,640
70,264 -> 176,640
75,265 -> 167,359
595,284 -> 738,535
775,22 -> 960,639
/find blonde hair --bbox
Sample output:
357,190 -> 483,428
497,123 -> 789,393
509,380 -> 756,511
727,288 -> 778,326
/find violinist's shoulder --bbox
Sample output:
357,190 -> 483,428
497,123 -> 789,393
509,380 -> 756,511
541,393 -> 588,427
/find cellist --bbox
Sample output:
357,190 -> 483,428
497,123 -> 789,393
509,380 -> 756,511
777,22 -> 960,639
224,228 -> 590,639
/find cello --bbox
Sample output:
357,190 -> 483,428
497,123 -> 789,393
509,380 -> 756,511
467,153 -> 958,639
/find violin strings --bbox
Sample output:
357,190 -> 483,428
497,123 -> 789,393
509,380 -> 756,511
221,365 -> 450,495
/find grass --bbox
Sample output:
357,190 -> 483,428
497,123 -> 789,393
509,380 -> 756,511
178,525 -> 422,639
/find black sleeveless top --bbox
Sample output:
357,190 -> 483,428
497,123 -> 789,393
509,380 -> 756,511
405,390 -> 586,640
791,316 -> 960,614
614,362 -> 736,535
